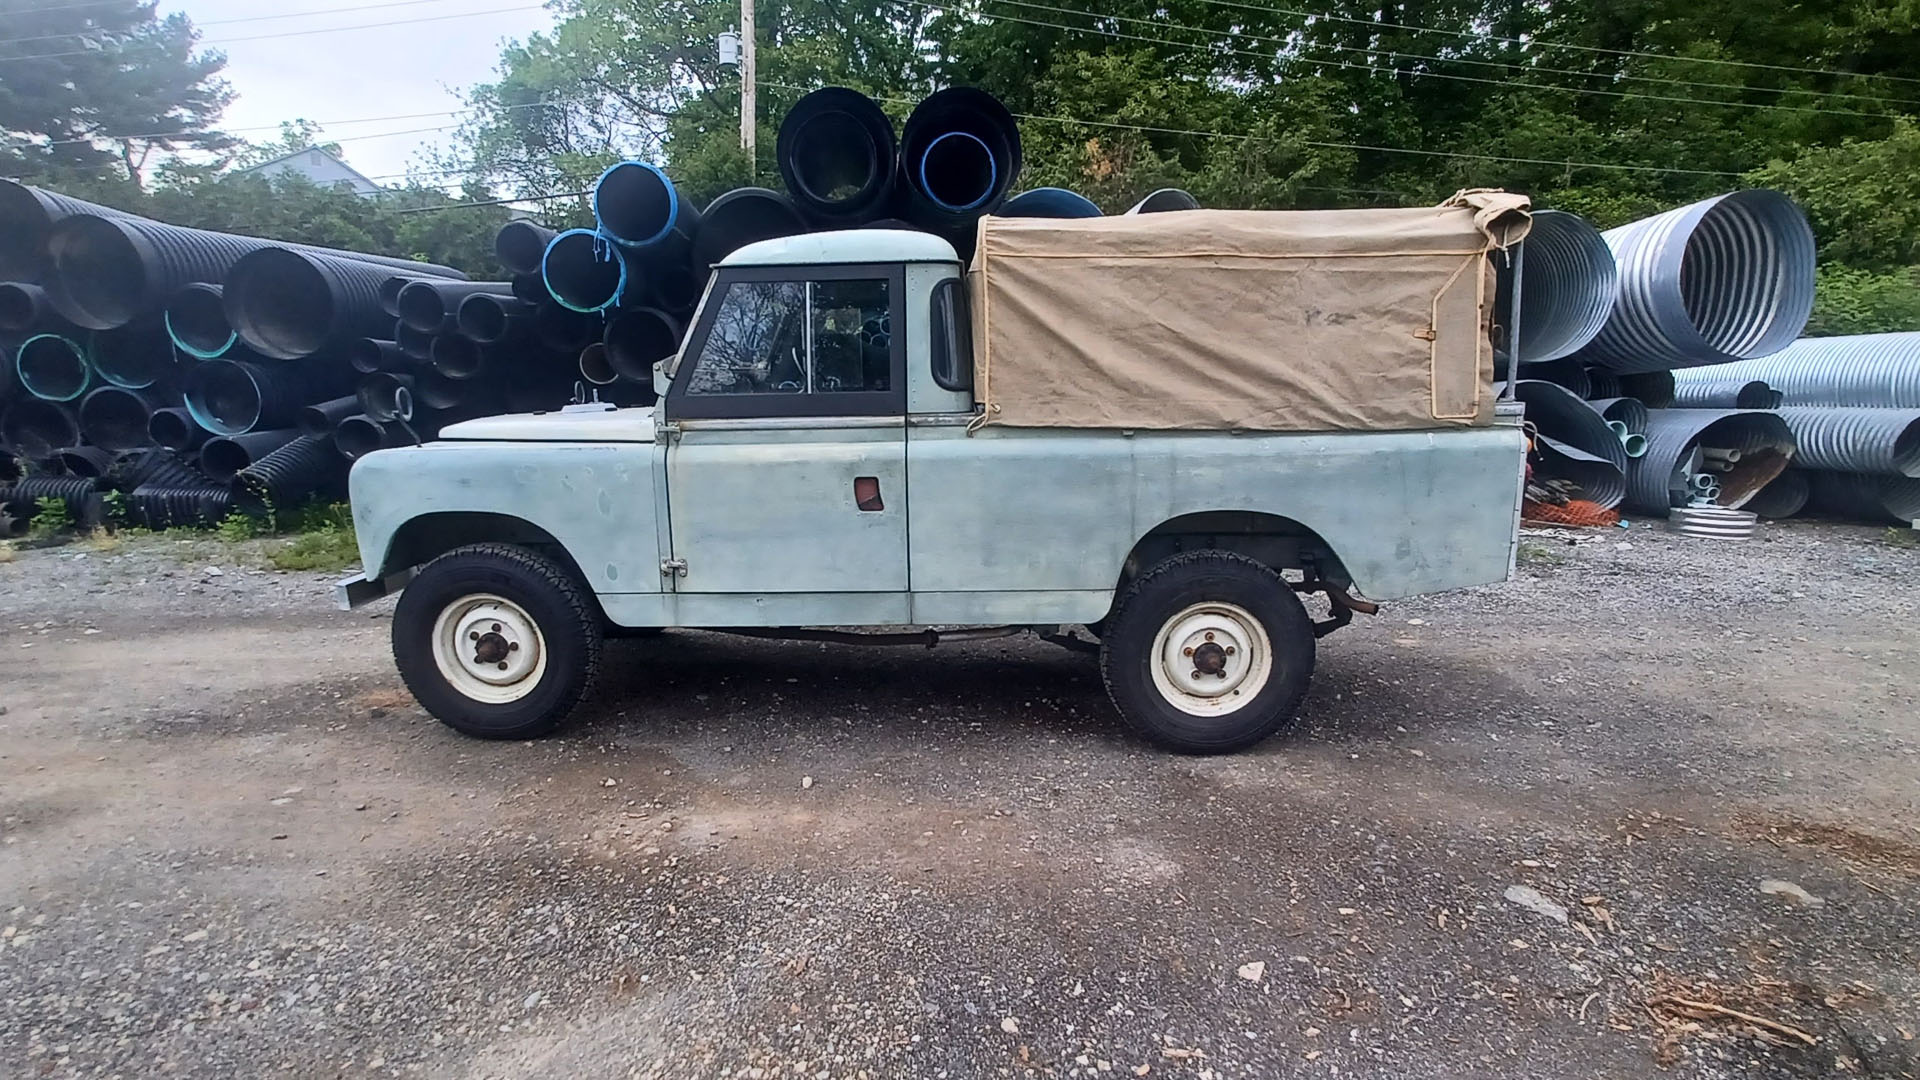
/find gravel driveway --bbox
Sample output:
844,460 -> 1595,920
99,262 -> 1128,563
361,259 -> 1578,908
1,522 -> 1917,1079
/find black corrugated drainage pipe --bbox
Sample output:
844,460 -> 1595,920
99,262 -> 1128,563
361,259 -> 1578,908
357,372 -> 416,422
603,308 -> 682,382
199,429 -> 300,482
350,338 -> 411,374
15,333 -> 91,401
1,399 -> 78,460
128,483 -> 230,529
110,447 -> 201,492
379,274 -> 434,318
298,395 -> 362,438
693,188 -> 809,271
496,221 -> 559,275
164,282 -> 236,358
89,319 -> 177,389
184,357 -> 354,436
231,434 -> 339,514
0,281 -> 53,332
394,320 -> 436,360
225,248 -> 438,360
542,229 -> 627,313
429,334 -> 489,380
1124,189 -> 1200,214
78,386 -> 165,450
594,161 -> 702,251
56,445 -> 117,478
148,406 -> 210,452
997,188 -> 1102,218
456,293 -> 535,344
0,180 -> 138,281
777,88 -> 899,226
397,280 -> 518,334
333,415 -> 412,460
900,87 -> 1022,233
1,476 -> 104,526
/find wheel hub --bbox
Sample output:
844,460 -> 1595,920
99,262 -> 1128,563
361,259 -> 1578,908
431,594 -> 548,702
1148,602 -> 1275,717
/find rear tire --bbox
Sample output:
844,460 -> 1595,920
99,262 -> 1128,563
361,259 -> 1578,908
1099,550 -> 1314,754
392,543 -> 602,740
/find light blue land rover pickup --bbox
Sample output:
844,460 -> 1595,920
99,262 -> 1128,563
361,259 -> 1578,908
342,207 -> 1529,753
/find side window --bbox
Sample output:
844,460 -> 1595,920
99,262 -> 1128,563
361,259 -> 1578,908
686,278 -> 892,398
930,278 -> 972,392
687,281 -> 807,396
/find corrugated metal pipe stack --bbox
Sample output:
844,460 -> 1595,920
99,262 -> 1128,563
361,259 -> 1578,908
1496,191 -> 1819,522
0,177 -> 532,527
1669,334 -> 1920,525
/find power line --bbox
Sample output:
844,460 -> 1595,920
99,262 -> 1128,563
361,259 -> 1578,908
1199,0 -> 1920,89
0,3 -> 546,63
1158,0 -> 1918,107
766,79 -> 1744,176
40,94 -> 614,146
0,0 -> 494,48
958,0 -> 1891,118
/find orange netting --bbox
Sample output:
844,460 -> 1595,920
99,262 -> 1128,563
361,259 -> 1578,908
1523,498 -> 1621,528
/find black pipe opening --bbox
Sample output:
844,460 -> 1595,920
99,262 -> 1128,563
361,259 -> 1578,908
79,387 -> 159,451
394,321 -> 435,360
693,188 -> 808,272
457,293 -> 529,343
543,230 -> 624,312
16,334 -> 90,401
430,334 -> 486,379
2,399 -> 80,459
0,282 -> 47,332
777,88 -> 897,223
603,308 -> 682,382
579,343 -> 617,386
299,396 -> 359,438
900,87 -> 1022,224
919,131 -> 998,212
594,162 -> 680,247
198,439 -> 251,480
90,322 -> 175,390
534,302 -> 599,351
413,370 -> 469,410
0,181 -> 54,281
184,359 -> 264,435
165,282 -> 234,357
358,372 -> 414,421
334,416 -> 392,460
350,338 -> 406,374
497,221 -> 557,275
148,407 -> 206,452
224,248 -> 338,361
42,215 -> 147,330
57,445 -> 116,478
396,281 -> 454,334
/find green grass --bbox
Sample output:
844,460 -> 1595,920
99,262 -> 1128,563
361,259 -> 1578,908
1517,541 -> 1567,566
267,526 -> 360,572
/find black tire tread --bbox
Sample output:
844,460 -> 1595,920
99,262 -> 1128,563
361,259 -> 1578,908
393,543 -> 602,740
1099,549 -> 1314,754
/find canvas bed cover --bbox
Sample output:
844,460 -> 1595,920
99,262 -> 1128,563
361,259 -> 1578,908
967,191 -> 1532,432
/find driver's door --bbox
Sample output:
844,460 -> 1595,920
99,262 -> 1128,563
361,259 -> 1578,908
663,264 -> 908,596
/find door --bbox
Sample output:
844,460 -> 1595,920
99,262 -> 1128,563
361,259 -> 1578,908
664,265 -> 908,594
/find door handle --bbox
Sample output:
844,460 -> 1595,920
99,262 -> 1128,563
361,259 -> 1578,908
853,476 -> 884,512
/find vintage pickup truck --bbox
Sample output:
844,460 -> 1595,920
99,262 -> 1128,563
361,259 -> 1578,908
342,204 -> 1529,753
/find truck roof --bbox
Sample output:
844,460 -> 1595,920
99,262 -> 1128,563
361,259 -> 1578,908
720,228 -> 959,267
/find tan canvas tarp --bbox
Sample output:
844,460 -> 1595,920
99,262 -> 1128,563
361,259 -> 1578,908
968,192 -> 1531,432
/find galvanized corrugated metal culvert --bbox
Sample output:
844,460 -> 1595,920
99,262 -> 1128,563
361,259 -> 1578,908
1771,408 -> 1920,477
1670,332 -> 1920,408
1626,409 -> 1796,516
1504,210 -> 1616,364
1577,190 -> 1816,374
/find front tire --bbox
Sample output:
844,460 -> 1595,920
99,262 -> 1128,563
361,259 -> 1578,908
392,544 -> 603,740
1099,550 -> 1315,754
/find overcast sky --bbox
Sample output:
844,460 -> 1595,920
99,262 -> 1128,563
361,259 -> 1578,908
155,0 -> 560,185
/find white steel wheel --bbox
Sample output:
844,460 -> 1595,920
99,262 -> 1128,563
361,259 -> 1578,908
429,593 -> 550,705
1147,601 -> 1274,717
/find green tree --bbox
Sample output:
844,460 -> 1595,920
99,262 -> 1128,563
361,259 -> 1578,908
0,0 -> 233,185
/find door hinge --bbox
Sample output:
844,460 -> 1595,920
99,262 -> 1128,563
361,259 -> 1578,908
660,557 -> 688,578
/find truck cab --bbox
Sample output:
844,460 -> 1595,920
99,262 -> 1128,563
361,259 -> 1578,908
344,225 -> 1527,754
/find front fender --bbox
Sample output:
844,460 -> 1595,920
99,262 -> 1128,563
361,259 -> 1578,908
348,442 -> 663,594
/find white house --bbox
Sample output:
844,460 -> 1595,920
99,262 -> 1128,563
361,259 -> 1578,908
235,147 -> 381,197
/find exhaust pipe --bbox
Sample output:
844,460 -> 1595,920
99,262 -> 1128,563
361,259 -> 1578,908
78,386 -> 166,450
996,188 -> 1102,218
0,281 -> 53,332
542,229 -> 628,313
358,372 -> 416,422
455,293 -> 534,344
497,220 -> 560,275
603,308 -> 682,382
900,87 -> 1022,231
298,395 -> 362,438
15,333 -> 91,402
226,248 -> 440,360
88,319 -> 177,390
594,161 -> 702,251
164,282 -> 236,358
396,280 -> 518,334
231,433 -> 340,514
693,188 -> 808,272
1124,189 -> 1200,214
183,357 -> 353,436
349,337 -> 411,374
199,429 -> 300,482
778,88 -> 899,226
148,406 -> 210,452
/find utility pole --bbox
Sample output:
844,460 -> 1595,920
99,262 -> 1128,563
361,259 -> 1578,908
739,0 -> 756,171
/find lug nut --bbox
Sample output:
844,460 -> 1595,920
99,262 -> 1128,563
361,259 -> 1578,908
1204,632 -> 1215,641
1225,646 -> 1236,655
508,641 -> 519,652
469,631 -> 479,641
497,662 -> 508,671
491,623 -> 502,632
1183,646 -> 1194,656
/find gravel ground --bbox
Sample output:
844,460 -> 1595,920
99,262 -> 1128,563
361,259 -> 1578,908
1,521 -> 1917,1079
